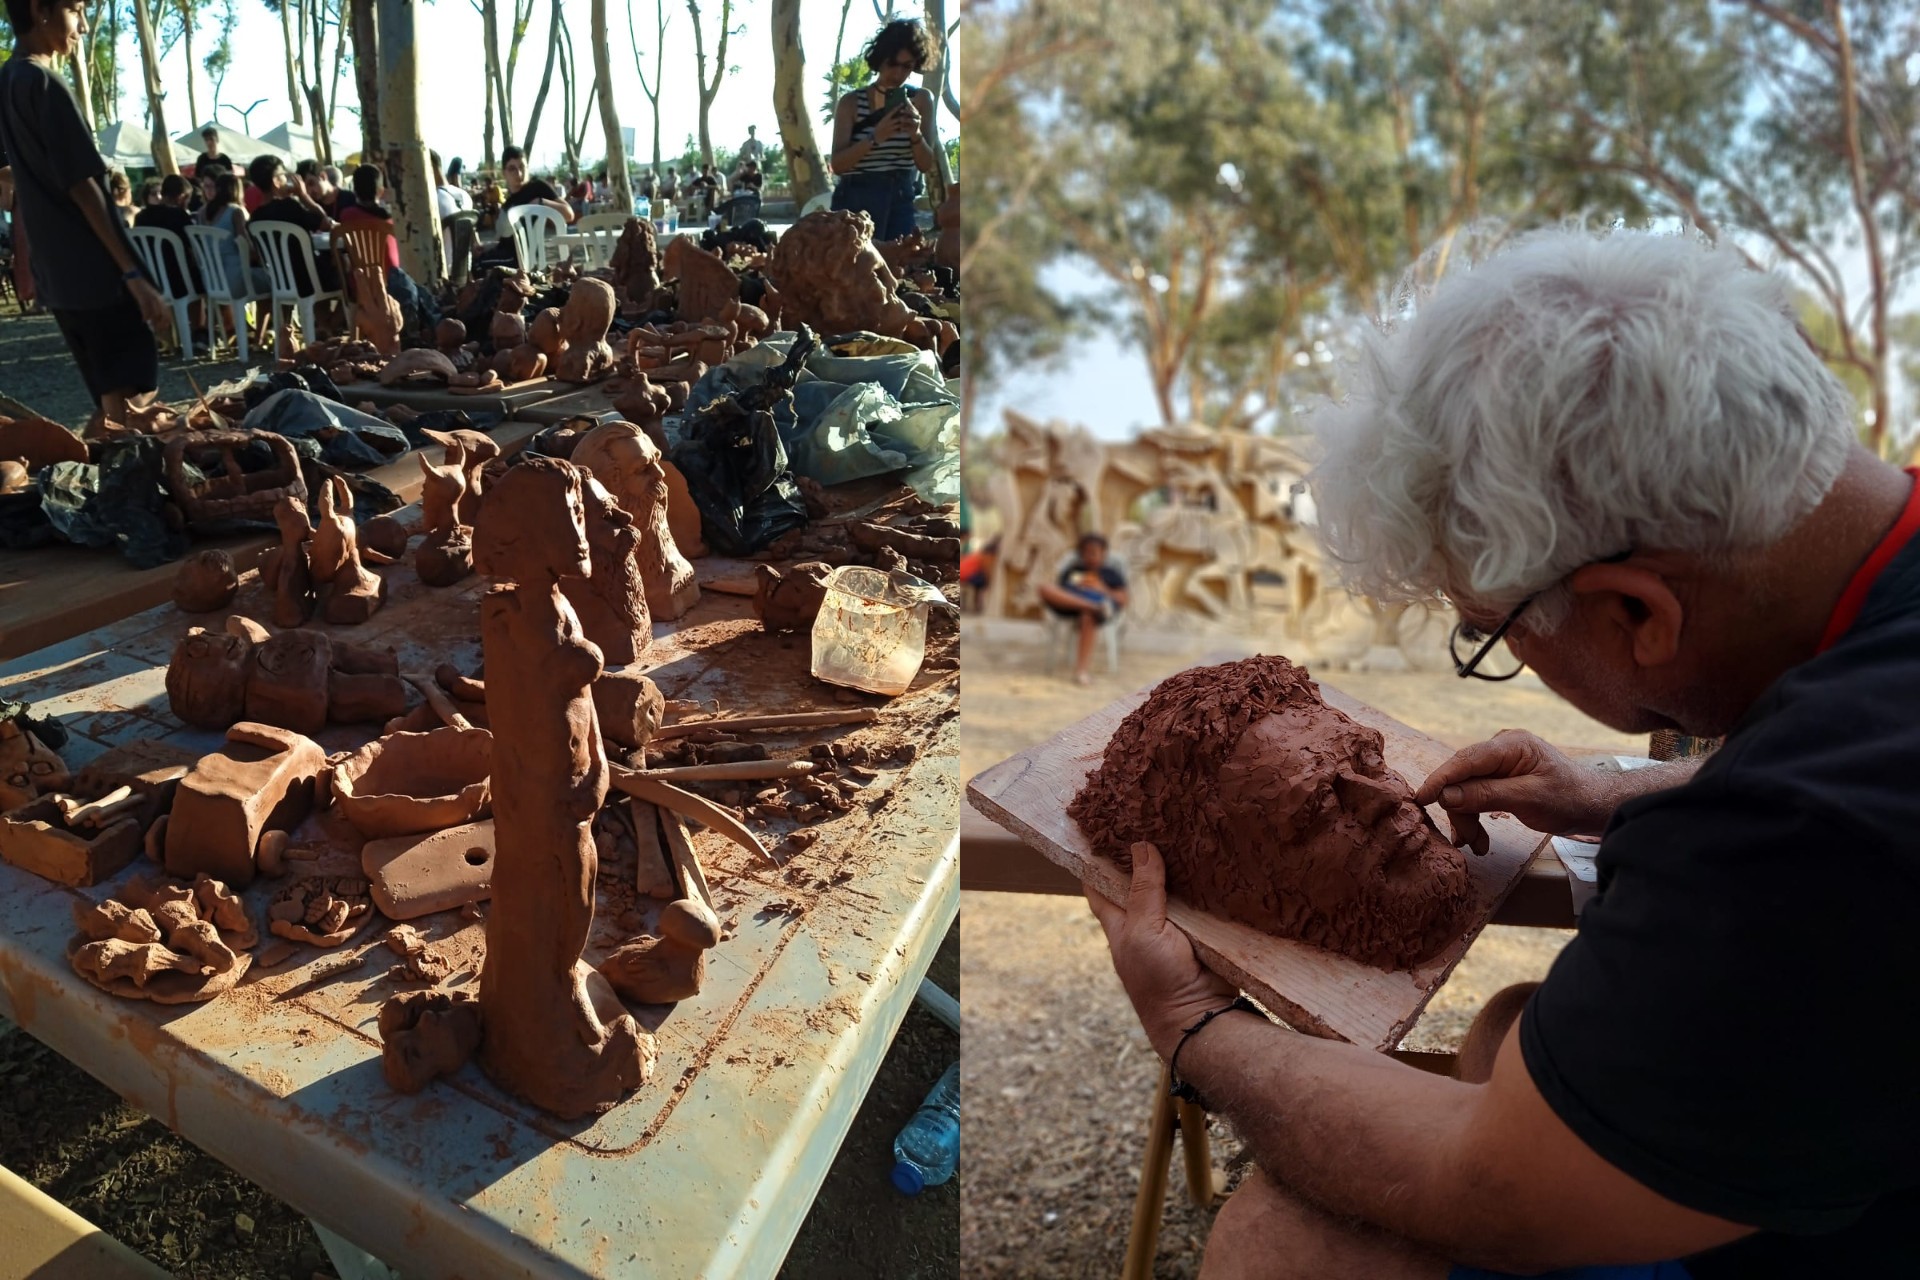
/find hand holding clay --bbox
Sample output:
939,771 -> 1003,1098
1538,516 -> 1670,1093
1413,729 -> 1614,845
1083,840 -> 1243,1061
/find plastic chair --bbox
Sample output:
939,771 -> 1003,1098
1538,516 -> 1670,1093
442,210 -> 479,287
573,213 -> 628,270
127,227 -> 200,359
183,225 -> 268,364
330,219 -> 400,351
802,191 -> 834,216
716,192 -> 761,228
249,220 -> 343,353
505,203 -> 568,274
1040,551 -> 1130,676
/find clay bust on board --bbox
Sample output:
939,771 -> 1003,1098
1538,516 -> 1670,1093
1068,656 -> 1474,969
767,209 -> 913,339
569,421 -> 701,618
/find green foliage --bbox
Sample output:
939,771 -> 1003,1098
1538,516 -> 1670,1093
820,57 -> 866,124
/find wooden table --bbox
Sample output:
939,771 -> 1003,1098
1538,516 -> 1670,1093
0,543 -> 958,1279
0,420 -> 543,663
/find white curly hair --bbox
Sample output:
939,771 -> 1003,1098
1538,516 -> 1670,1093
1308,227 -> 1856,633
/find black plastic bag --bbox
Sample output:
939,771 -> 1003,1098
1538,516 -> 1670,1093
243,389 -> 411,469
37,434 -> 189,569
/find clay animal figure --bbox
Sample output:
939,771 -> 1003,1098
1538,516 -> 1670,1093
379,990 -> 483,1092
420,429 -> 500,527
569,421 -> 701,617
766,209 -> 913,340
472,456 -> 654,1117
166,615 -> 409,734
173,549 -> 241,613
599,897 -> 721,1003
1068,655 -> 1475,969
416,443 -> 475,586
69,875 -> 256,1003
0,719 -> 70,813
311,476 -> 386,624
165,722 -> 326,886
259,494 -> 317,627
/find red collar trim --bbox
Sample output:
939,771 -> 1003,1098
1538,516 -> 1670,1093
1816,467 -> 1920,654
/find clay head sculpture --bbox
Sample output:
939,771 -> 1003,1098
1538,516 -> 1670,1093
766,209 -> 913,339
473,456 -> 592,585
569,420 -> 700,618
1069,656 -> 1474,969
0,720 -> 71,813
561,476 -> 653,667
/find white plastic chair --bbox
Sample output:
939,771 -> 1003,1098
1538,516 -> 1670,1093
802,191 -> 834,217
184,225 -> 268,365
573,212 -> 628,270
1040,551 -> 1130,676
127,227 -> 200,359
505,204 -> 568,274
249,221 -> 343,354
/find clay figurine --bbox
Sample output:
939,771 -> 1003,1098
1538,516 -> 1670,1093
311,476 -> 386,624
166,615 -> 408,733
552,278 -> 619,383
162,430 -> 307,532
420,427 -> 500,526
664,236 -> 741,325
173,549 -> 241,613
165,722 -> 326,887
599,897 -> 721,1003
259,494 -> 317,627
608,217 -> 663,315
569,421 -> 701,618
415,443 -> 475,586
1069,656 -> 1474,969
753,561 -> 835,633
69,874 -> 256,1004
379,990 -> 483,1092
766,210 -> 913,340
267,875 -> 373,946
472,455 -> 654,1117
0,718 -> 70,814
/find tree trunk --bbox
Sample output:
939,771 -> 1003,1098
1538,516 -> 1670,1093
592,0 -> 631,210
281,0 -> 305,124
352,0 -> 380,158
629,0 -> 667,180
919,0 -> 952,193
70,33 -> 94,130
771,0 -> 828,204
377,0 -> 441,285
522,0 -> 562,155
306,84 -> 332,163
687,0 -> 732,168
483,60 -> 496,167
183,18 -> 199,133
327,0 -> 348,131
132,0 -> 178,174
482,0 -> 511,149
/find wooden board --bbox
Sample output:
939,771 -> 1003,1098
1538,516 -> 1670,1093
966,677 -> 1550,1051
514,382 -> 625,424
0,419 -> 542,663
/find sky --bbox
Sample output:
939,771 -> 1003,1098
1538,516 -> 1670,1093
97,0 -> 956,175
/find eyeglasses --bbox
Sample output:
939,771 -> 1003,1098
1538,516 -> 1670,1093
1448,549 -> 1634,681
887,55 -> 918,70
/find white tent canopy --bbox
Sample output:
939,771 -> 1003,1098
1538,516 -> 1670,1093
173,122 -> 295,167
258,123 -> 321,164
95,121 -> 198,171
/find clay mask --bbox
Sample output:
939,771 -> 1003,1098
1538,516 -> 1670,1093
1068,656 -> 1473,969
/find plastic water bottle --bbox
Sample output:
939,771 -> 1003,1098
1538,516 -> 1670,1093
891,1062 -> 960,1194
666,206 -> 679,234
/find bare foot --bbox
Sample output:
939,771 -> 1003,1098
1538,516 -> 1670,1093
1073,670 -> 1093,686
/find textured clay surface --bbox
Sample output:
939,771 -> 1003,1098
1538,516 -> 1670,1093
1068,656 -> 1473,969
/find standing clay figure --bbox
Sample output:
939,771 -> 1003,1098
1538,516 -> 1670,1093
599,898 -> 721,1003
608,217 -> 662,315
260,495 -> 316,627
473,456 -> 653,1117
421,428 -> 500,525
1069,656 -> 1475,969
416,443 -> 475,586
569,421 -> 701,618
552,278 -> 619,383
173,549 -> 240,613
311,476 -> 386,624
766,209 -> 913,339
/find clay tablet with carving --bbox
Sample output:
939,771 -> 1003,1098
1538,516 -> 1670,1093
1068,656 -> 1473,969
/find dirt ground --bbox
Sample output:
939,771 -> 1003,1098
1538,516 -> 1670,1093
959,621 -> 1642,1279
0,302 -> 250,428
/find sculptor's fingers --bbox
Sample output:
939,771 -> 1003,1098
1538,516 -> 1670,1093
1083,879 -> 1122,935
1128,841 -> 1168,931
1447,810 -> 1491,857
1415,732 -> 1531,807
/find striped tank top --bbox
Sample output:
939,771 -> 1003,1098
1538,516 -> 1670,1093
847,86 -> 920,175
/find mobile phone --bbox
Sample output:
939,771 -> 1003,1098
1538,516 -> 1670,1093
885,85 -> 910,111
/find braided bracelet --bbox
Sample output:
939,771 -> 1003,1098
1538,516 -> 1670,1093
1168,995 -> 1262,1110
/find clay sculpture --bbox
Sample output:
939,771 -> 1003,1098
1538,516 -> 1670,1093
379,990 -> 483,1092
552,279 -> 619,384
363,819 -> 495,919
416,443 -> 475,586
434,318 -> 468,353
529,307 -> 564,358
766,210 -> 913,340
561,476 -> 653,666
752,561 -> 834,633
473,456 -> 653,1117
377,348 -> 459,385
267,875 -> 373,945
311,475 -> 386,624
260,494 -> 317,627
360,515 -> 412,561
163,430 -> 308,532
331,727 -> 493,839
166,616 -> 408,733
569,421 -> 701,618
0,718 -> 71,813
608,217 -> 663,315
173,549 -> 241,613
1068,656 -> 1475,970
69,874 -> 256,1004
165,722 -> 325,887
664,236 -> 741,324
599,897 -> 721,1003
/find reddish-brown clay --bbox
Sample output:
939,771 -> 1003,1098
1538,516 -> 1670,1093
69,874 -> 254,1004
608,218 -> 662,314
173,549 -> 240,613
560,476 -> 653,667
165,722 -> 325,887
1068,656 -> 1474,970
416,443 -> 474,586
569,421 -> 700,617
752,561 -> 834,633
767,210 -> 913,338
261,494 -> 316,627
379,990 -> 483,1092
473,456 -> 654,1117
312,475 -> 385,624
332,727 -> 493,838
598,897 -> 721,1003
362,818 -> 495,919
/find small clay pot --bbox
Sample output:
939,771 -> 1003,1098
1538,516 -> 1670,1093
173,549 -> 240,613
331,727 -> 493,838
360,515 -> 411,561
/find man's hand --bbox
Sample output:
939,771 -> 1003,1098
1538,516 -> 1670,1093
128,277 -> 170,330
1085,840 -> 1239,1060
1415,729 -> 1613,842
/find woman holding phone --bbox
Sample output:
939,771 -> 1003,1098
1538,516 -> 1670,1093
829,18 -> 943,241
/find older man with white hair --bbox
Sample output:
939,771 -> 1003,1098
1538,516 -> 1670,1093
1086,228 -> 1918,1279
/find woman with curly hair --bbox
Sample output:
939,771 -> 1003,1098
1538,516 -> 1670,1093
829,17 -> 943,241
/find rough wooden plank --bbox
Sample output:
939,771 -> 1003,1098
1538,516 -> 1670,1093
966,677 -> 1548,1051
